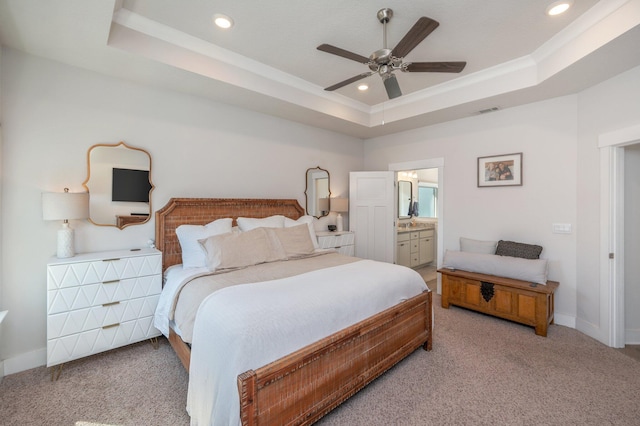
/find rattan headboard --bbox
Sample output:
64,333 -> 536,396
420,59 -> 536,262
155,198 -> 305,272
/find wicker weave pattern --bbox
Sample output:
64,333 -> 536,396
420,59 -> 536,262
238,291 -> 432,425
155,198 -> 304,272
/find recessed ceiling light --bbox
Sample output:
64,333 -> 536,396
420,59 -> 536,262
213,13 -> 234,29
546,1 -> 573,16
357,84 -> 369,91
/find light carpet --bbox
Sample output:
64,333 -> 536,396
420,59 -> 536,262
2,292 -> 639,425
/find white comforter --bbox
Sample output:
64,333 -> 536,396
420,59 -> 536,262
187,259 -> 427,426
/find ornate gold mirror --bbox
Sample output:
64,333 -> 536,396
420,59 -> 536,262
304,166 -> 330,218
83,141 -> 153,229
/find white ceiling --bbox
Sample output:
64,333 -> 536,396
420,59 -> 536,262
1,0 -> 639,138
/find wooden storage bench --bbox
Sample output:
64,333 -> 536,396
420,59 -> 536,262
438,268 -> 559,336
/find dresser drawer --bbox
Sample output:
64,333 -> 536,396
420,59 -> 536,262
47,252 -> 161,290
46,248 -> 162,368
47,293 -> 160,339
47,274 -> 161,315
47,315 -> 159,367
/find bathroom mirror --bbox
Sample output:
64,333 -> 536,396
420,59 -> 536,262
304,166 -> 330,218
398,180 -> 413,219
83,141 -> 153,229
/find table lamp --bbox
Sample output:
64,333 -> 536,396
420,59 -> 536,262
330,198 -> 349,232
42,188 -> 90,258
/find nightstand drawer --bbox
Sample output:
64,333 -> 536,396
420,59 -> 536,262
316,231 -> 355,256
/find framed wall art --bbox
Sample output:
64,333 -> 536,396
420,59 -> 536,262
477,152 -> 522,187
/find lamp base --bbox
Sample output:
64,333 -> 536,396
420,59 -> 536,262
336,213 -> 344,232
57,222 -> 75,258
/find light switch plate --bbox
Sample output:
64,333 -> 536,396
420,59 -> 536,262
552,223 -> 572,234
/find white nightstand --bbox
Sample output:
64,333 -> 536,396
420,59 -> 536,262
316,231 -> 355,256
46,248 -> 162,378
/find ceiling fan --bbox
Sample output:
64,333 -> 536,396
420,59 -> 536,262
317,8 -> 466,99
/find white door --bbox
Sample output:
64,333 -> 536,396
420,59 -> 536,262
349,171 -> 396,262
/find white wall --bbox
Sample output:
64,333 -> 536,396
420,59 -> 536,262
364,97 -> 579,325
0,48 -> 363,373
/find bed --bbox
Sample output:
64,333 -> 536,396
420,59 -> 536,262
154,198 -> 433,425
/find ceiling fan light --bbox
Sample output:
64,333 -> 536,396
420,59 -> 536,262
546,1 -> 573,16
213,13 -> 234,29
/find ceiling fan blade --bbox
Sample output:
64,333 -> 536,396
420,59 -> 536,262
405,61 -> 467,73
317,44 -> 370,64
324,73 -> 372,91
392,17 -> 439,59
383,74 -> 402,99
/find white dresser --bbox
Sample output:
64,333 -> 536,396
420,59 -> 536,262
46,248 -> 162,370
316,231 -> 355,256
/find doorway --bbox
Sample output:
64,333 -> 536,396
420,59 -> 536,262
390,158 -> 444,293
599,124 -> 640,348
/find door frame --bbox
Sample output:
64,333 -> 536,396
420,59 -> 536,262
599,124 -> 640,347
389,157 -> 444,292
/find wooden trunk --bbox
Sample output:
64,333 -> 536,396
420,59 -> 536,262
438,268 -> 558,336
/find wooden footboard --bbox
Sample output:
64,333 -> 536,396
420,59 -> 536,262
238,290 -> 432,426
166,290 -> 432,425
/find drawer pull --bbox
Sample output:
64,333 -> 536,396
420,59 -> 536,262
102,323 -> 120,329
102,258 -> 121,262
103,280 -> 120,285
102,301 -> 120,307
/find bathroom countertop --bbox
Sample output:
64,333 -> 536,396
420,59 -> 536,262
397,223 -> 435,233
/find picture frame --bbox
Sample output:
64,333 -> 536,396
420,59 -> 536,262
477,152 -> 522,187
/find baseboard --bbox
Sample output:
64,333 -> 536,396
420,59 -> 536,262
3,347 -> 46,376
576,317 -> 610,346
625,328 -> 640,345
553,312 -> 576,329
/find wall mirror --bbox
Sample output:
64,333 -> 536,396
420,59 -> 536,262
83,141 -> 153,229
398,180 -> 413,219
305,166 -> 330,218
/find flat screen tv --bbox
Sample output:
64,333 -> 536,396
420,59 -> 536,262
111,168 -> 152,202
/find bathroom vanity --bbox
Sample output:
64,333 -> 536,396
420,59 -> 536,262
397,225 -> 435,268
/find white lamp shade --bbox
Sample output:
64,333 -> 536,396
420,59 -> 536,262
42,191 -> 89,221
330,198 -> 348,213
317,198 -> 329,212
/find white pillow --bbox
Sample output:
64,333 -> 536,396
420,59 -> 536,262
176,218 -> 233,268
442,249 -> 548,284
237,215 -> 285,231
460,237 -> 498,255
284,215 -> 319,248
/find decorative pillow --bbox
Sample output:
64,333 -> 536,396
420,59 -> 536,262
268,224 -> 316,258
236,215 -> 285,231
198,227 -> 287,271
460,237 -> 498,255
442,250 -> 548,284
176,218 -> 233,269
495,240 -> 543,259
284,215 -> 319,248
